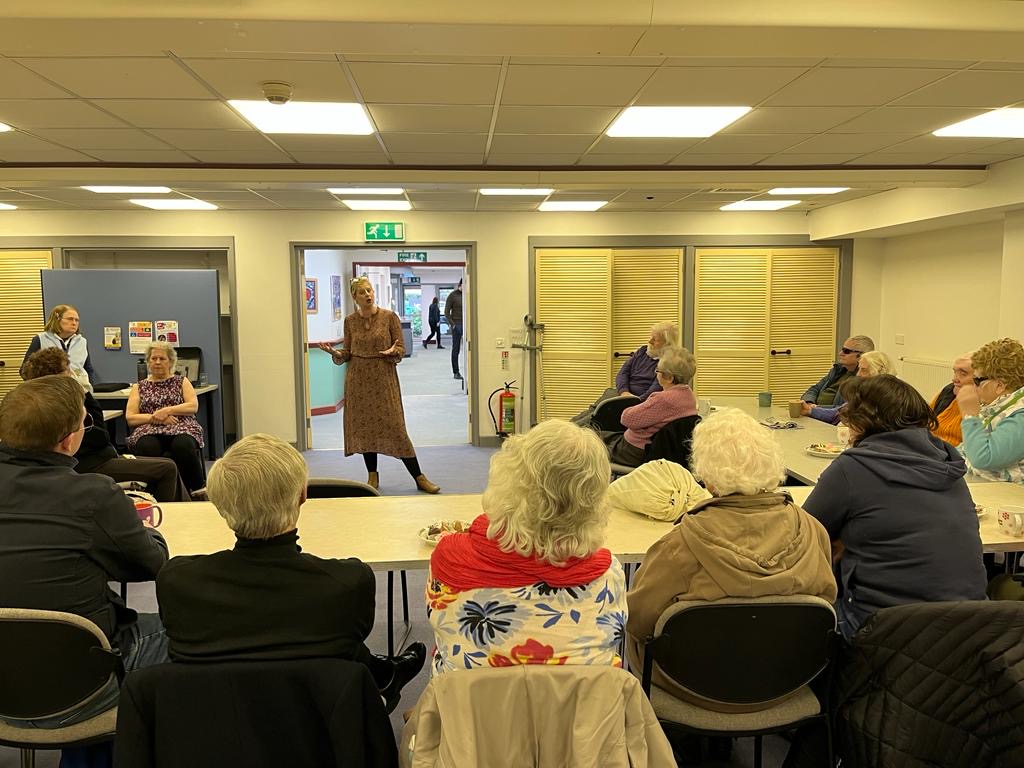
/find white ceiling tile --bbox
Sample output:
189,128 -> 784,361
724,107 -> 869,134
287,150 -> 390,164
381,133 -> 487,153
188,150 -> 296,164
848,152 -> 953,165
16,58 -> 216,99
83,149 -> 198,162
0,60 -> 71,98
616,189 -> 698,201
664,57 -> 822,67
974,62 -> 1024,71
270,134 -> 383,152
494,105 -> 619,133
660,200 -> 738,210
485,154 -> 581,165
932,153 -> 1019,165
146,129 -> 279,150
894,70 -> 1024,107
764,68 -> 955,106
182,58 -> 355,100
208,199 -> 284,209
602,201 -> 670,211
883,135 -> 1008,153
589,136 -> 700,154
635,67 -> 807,105
576,154 -> 675,165
546,191 -> 620,201
390,153 -> 484,165
488,134 -> 595,154
688,134 -> 813,154
174,190 -> 270,200
0,132 -> 81,151
405,192 -> 478,203
347,54 -> 503,65
757,154 -> 861,165
92,100 -> 251,130
783,133 -> 915,153
350,62 -> 500,105
30,128 -> 171,150
832,106 -> 989,134
823,58 -> 970,69
669,153 -> 768,166
476,199 -> 542,210
509,56 -> 665,67
0,100 -> 126,129
0,147 -> 97,162
367,105 -> 492,133
501,65 -> 655,106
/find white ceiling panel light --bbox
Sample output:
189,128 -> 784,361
768,187 -> 849,195
228,101 -> 374,135
479,188 -> 554,196
327,187 -> 404,195
83,186 -> 172,194
934,109 -> 1024,138
130,199 -> 218,210
341,199 -> 412,211
538,200 -> 608,211
607,106 -> 751,138
720,200 -> 800,211
0,203 -> 17,210
0,122 -> 13,132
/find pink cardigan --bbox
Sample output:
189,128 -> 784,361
620,384 -> 698,449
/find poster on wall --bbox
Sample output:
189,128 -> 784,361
305,277 -> 318,314
155,320 -> 179,346
103,326 -> 122,350
128,321 -> 153,354
330,275 -> 342,320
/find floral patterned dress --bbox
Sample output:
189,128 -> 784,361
125,375 -> 205,449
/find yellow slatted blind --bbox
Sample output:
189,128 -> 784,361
535,249 -> 611,419
768,248 -> 840,401
609,248 -> 683,384
693,249 -> 769,396
0,250 -> 53,399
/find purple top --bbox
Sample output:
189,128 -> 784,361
621,384 -> 698,450
125,375 -> 205,449
615,345 -> 662,400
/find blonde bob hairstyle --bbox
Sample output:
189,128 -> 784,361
145,341 -> 178,367
43,304 -> 79,335
207,433 -> 308,540
650,321 -> 680,348
690,408 -> 785,497
483,419 -> 611,566
350,276 -> 373,297
971,337 -> 1024,392
858,350 -> 896,377
656,346 -> 696,385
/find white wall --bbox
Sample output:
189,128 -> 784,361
303,249 -> 345,342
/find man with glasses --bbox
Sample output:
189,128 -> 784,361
801,335 -> 875,409
0,375 -> 169,727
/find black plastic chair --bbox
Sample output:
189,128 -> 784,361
610,414 -> 700,476
0,608 -> 125,767
641,596 -> 838,768
590,394 -> 640,432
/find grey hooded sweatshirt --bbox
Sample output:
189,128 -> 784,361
803,427 -> 987,639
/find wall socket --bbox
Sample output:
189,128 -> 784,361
495,337 -> 505,348
895,334 -> 905,345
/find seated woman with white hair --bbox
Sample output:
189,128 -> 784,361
426,419 -> 627,673
803,350 -> 896,425
626,408 -> 836,709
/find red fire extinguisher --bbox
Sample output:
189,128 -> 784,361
489,381 -> 518,438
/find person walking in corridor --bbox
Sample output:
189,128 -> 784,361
422,296 -> 444,349
444,279 -> 464,381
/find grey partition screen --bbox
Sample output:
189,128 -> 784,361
41,269 -> 225,457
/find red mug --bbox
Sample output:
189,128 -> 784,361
134,500 -> 163,528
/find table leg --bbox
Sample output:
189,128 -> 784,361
387,570 -> 395,657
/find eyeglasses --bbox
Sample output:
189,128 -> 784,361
62,413 -> 93,441
973,376 -> 990,387
840,347 -> 862,355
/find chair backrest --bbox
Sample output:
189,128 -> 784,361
591,394 -> 640,432
647,596 -> 836,707
305,478 -> 380,498
0,608 -> 121,721
645,414 -> 700,467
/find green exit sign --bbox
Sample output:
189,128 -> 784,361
364,221 -> 405,241
397,251 -> 427,262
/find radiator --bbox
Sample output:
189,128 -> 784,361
899,357 -> 951,399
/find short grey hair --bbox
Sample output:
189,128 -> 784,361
207,433 -> 308,540
847,335 -> 875,353
858,350 -> 896,377
690,408 -> 785,496
483,419 -> 610,566
145,341 -> 177,367
656,346 -> 696,385
651,321 -> 680,347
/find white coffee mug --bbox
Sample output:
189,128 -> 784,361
836,425 -> 852,446
997,505 -> 1024,536
698,399 -> 711,419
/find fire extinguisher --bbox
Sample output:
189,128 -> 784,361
488,381 -> 518,438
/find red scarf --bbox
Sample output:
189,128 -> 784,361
430,514 -> 612,592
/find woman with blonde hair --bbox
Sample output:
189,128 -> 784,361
804,350 -> 896,425
958,337 -> 1024,483
21,303 -> 95,389
426,419 -> 627,674
317,276 -> 439,493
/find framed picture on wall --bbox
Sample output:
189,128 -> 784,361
305,277 -> 318,314
330,275 -> 342,320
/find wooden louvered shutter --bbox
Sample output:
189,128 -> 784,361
0,250 -> 53,398
610,249 -> 683,384
768,248 -> 839,400
535,249 -> 611,419
693,248 -> 769,396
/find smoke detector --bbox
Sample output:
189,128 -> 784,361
262,81 -> 293,105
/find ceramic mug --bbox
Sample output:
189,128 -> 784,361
698,399 -> 712,419
997,505 -> 1024,536
788,400 -> 803,418
134,500 -> 163,528
836,425 -> 852,446
757,391 -> 772,408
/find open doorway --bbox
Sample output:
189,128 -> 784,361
295,246 -> 470,453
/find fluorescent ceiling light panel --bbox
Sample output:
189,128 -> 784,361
228,100 -> 374,134
538,201 -> 607,212
341,200 -> 411,211
327,187 -> 404,195
0,202 -> 17,210
0,122 -> 12,132
934,109 -> 1024,138
720,200 -> 800,211
769,187 -> 849,195
130,199 -> 218,210
479,188 -> 554,196
607,106 -> 751,138
82,186 -> 172,194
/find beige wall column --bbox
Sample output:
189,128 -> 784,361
1000,211 -> 1024,339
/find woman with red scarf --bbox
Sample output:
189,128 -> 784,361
426,419 -> 626,673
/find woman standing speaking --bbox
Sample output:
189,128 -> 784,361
317,276 -> 439,494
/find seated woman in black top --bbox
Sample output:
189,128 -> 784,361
156,432 -> 425,712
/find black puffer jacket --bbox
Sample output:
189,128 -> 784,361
836,601 -> 1024,768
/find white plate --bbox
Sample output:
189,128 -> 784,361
418,520 -> 471,547
805,443 -> 845,459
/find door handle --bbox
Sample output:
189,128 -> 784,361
613,351 -> 635,358
770,349 -> 792,356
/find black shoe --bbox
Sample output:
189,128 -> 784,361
422,341 -> 428,348
437,346 -> 445,349
454,373 -> 463,380
380,642 -> 426,713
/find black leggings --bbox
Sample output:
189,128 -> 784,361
362,452 -> 422,478
133,434 -> 206,492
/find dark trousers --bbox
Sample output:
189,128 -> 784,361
451,322 -> 463,375
86,455 -> 190,502
132,434 -> 205,492
424,321 -> 442,346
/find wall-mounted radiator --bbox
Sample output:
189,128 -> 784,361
899,357 -> 951,399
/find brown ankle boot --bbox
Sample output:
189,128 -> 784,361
415,474 -> 440,494
367,471 -> 379,490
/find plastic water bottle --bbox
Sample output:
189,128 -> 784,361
136,359 -> 147,381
